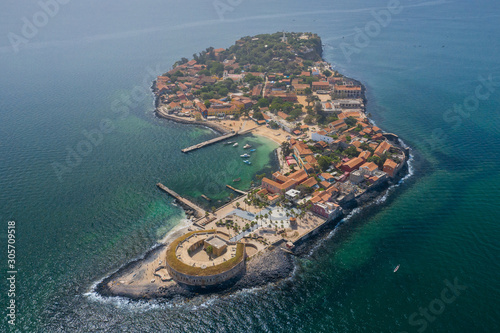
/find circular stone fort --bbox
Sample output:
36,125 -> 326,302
165,230 -> 246,287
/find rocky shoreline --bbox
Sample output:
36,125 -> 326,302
93,145 -> 411,302
95,239 -> 295,301
93,32 -> 413,302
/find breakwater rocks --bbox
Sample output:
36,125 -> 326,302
231,245 -> 294,289
155,108 -> 230,135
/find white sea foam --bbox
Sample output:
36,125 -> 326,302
303,137 -> 415,259
159,216 -> 192,244
83,287 -> 168,311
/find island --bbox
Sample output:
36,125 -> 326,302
95,32 -> 410,300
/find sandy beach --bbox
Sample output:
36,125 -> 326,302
219,117 -> 289,145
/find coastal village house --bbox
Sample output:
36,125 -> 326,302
262,169 -> 308,194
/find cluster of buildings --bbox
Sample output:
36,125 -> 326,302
154,39 -> 365,126
158,33 -> 410,291
257,96 -> 406,222
155,34 -> 406,228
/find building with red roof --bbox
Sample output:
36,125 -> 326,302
341,157 -> 365,172
383,159 -> 398,177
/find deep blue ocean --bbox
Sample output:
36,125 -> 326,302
1,0 -> 499,332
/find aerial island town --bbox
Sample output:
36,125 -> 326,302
99,32 -> 409,296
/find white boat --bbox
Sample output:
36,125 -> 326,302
394,264 -> 400,273
243,144 -> 251,149
233,142 -> 239,147
243,160 -> 252,165
240,153 -> 250,158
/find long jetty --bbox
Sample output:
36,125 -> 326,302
156,183 -> 206,218
226,185 -> 247,195
181,132 -> 237,153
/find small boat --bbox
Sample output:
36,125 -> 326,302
225,141 -> 234,145
201,194 -> 211,201
250,149 -> 256,152
233,177 -> 241,182
243,160 -> 252,165
233,142 -> 239,147
243,144 -> 252,149
394,264 -> 400,273
240,153 -> 250,158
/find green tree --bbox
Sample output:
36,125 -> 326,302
367,155 -> 383,168
206,245 -> 214,259
257,98 -> 270,107
304,115 -> 315,124
253,111 -> 264,120
344,145 -> 358,158
281,141 -> 292,156
317,155 -> 333,171
345,116 -> 357,127
314,101 -> 322,114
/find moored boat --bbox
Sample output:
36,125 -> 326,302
243,144 -> 251,149
240,153 -> 250,158
233,142 -> 238,147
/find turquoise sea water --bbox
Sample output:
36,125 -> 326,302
1,0 -> 499,332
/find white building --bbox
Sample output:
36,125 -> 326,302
311,130 -> 335,144
285,189 -> 301,203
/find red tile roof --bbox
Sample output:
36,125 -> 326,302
360,162 -> 378,173
384,159 -> 398,169
374,141 -> 392,156
301,177 -> 318,188
278,111 -> 289,119
358,150 -> 371,161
